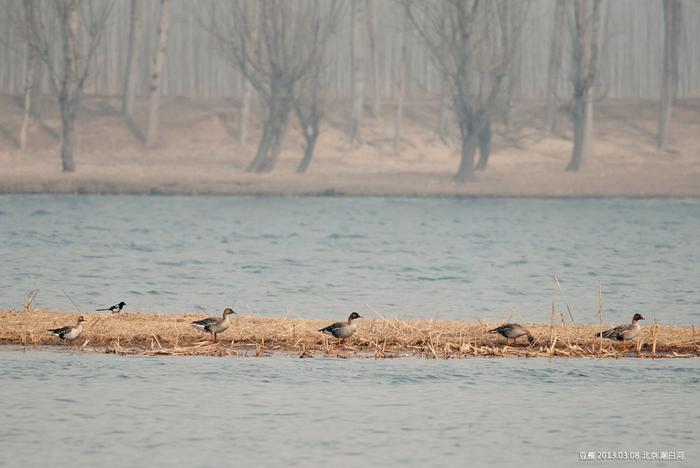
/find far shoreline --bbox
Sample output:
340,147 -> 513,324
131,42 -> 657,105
1,97 -> 698,199
1,170 -> 699,198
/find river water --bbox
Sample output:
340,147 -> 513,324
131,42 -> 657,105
0,351 -> 697,468
0,196 -> 698,467
0,196 -> 698,325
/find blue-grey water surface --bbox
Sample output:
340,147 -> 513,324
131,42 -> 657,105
0,196 -> 698,325
0,351 -> 697,468
1,196 -> 698,467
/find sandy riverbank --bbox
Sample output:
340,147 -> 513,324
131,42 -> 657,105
0,95 -> 698,197
1,310 -> 697,358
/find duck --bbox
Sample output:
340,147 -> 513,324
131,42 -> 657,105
319,312 -> 362,344
596,313 -> 644,351
488,323 -> 534,346
49,316 -> 86,344
96,301 -> 126,314
191,308 -> 236,342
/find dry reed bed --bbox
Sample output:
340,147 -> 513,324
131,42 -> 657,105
0,310 -> 697,358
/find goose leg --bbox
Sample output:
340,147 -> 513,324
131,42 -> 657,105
214,333 -> 218,343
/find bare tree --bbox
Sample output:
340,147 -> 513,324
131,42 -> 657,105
19,0 -> 38,151
347,0 -> 366,143
366,0 -> 381,118
30,0 -> 113,171
293,62 -> 325,173
405,0 -> 526,180
437,72 -> 451,144
146,0 -> 172,148
202,0 -> 341,173
121,0 -> 142,116
393,12 -> 407,156
656,0 -> 682,150
545,0 -> 566,135
239,1 -> 259,145
475,1 -> 529,170
566,0 -> 602,172
500,1 -> 530,133
29,58 -> 43,119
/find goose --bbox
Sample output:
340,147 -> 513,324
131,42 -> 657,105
191,308 -> 236,342
488,323 -> 534,346
596,313 -> 644,351
97,301 -> 126,314
49,316 -> 86,345
319,312 -> 362,344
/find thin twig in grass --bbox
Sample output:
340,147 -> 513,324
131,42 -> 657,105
61,289 -> 82,314
554,275 -> 575,323
550,275 -> 557,349
366,304 -> 400,332
598,282 -> 604,358
651,319 -> 659,357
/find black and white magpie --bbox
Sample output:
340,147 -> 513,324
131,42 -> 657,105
96,301 -> 126,314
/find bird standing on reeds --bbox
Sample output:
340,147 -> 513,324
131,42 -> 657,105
596,313 -> 644,352
319,312 -> 362,344
48,316 -> 86,345
97,301 -> 126,314
191,308 -> 236,342
488,323 -> 535,346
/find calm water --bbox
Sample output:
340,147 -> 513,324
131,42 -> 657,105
0,351 -> 697,468
1,196 -> 698,467
0,196 -> 698,325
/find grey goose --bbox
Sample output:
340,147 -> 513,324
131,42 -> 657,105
319,312 -> 362,343
596,313 -> 644,351
49,316 -> 86,344
488,323 -> 535,346
191,308 -> 236,342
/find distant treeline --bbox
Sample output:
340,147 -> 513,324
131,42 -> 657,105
0,0 -> 697,177
1,0 -> 698,99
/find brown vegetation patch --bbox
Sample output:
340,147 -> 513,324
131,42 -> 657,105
1,309 -> 697,359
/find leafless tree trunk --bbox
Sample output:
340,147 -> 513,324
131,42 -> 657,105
58,4 -> 80,172
545,0 -> 565,134
244,2 -> 294,172
393,16 -> 407,155
29,0 -> 112,171
348,0 -> 366,143
406,0 -> 525,179
146,0 -> 172,148
404,0 -> 481,181
567,0 -> 602,172
121,0 -> 142,116
475,115 -> 492,170
455,105 -> 479,180
500,2 -> 515,132
294,69 -> 324,173
247,77 -> 293,172
367,0 -> 380,118
476,1 -> 527,171
239,1 -> 259,145
202,0 -> 340,174
437,72 -> 451,143
29,58 -> 43,119
19,0 -> 37,151
656,0 -> 681,150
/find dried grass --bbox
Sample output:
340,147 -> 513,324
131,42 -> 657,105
0,309 -> 697,359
